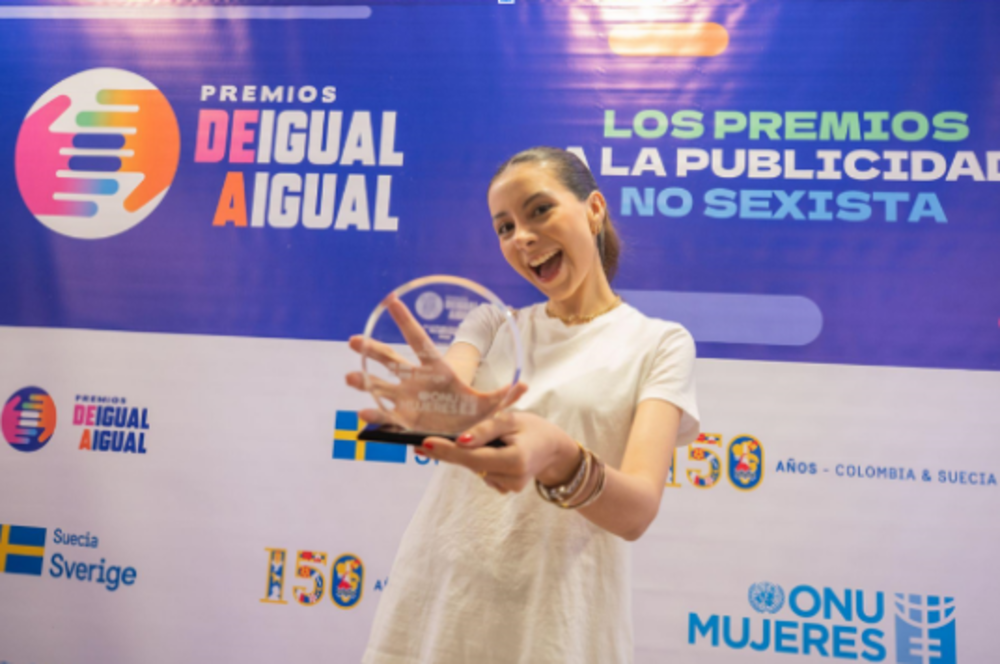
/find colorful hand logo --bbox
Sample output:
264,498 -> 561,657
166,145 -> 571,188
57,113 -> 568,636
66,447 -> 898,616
2,387 -> 57,452
14,69 -> 180,238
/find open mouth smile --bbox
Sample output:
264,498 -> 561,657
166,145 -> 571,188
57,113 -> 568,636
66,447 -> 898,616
529,249 -> 563,282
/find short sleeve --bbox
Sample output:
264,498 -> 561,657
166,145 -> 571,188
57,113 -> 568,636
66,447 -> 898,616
452,303 -> 507,356
638,325 -> 700,447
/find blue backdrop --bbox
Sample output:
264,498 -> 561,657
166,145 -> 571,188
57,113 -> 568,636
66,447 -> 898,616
1,0 -> 997,371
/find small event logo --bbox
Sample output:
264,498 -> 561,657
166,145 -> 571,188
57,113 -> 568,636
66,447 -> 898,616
15,68 -> 180,239
895,594 -> 957,664
667,432 -> 764,490
261,548 -> 364,609
0,524 -> 46,576
2,387 -> 56,453
72,395 -> 151,455
333,410 -> 406,464
415,291 -> 444,320
689,581 -> 957,663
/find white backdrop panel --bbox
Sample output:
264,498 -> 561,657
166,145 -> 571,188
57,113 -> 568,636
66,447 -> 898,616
0,326 -> 996,663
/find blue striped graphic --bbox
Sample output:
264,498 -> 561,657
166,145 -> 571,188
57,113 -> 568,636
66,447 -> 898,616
72,133 -> 125,149
68,155 -> 121,172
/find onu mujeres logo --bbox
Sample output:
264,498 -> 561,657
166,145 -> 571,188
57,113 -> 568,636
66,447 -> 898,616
689,581 -> 957,663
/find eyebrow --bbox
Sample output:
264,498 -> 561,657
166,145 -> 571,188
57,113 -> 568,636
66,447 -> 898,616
492,191 -> 551,221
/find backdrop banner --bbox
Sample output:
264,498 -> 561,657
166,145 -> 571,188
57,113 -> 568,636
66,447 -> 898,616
0,2 -> 997,663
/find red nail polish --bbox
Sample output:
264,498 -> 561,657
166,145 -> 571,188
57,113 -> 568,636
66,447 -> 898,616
414,448 -> 426,456
457,433 -> 473,444
424,441 -> 435,451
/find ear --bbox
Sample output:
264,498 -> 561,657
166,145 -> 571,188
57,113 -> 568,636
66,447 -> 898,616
586,190 -> 608,236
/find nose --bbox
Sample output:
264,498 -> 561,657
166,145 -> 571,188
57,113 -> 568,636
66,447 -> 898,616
512,223 -> 536,249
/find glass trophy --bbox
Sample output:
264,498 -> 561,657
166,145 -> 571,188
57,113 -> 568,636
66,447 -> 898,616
357,275 -> 523,447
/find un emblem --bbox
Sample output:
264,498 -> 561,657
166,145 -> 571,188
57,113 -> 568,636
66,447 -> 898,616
894,593 -> 957,664
748,582 -> 785,614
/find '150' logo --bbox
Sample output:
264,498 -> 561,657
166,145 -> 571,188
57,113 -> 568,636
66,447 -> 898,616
667,433 -> 764,491
261,548 -> 364,609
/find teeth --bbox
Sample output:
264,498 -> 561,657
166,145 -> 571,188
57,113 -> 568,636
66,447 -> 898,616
528,249 -> 559,268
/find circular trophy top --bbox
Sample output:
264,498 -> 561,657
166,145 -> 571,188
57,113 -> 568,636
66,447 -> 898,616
360,275 -> 523,438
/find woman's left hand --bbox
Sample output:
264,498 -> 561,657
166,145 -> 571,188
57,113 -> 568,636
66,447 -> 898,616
418,411 -> 581,494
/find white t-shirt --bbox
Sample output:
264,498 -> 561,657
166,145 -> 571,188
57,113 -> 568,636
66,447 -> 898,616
362,302 -> 699,664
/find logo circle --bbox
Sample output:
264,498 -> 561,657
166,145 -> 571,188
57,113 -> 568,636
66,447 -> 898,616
331,554 -> 364,609
2,387 -> 57,452
15,68 -> 180,239
415,291 -> 444,320
748,582 -> 785,614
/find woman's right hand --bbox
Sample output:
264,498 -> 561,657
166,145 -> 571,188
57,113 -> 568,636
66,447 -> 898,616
344,294 -> 527,433
416,410 -> 581,494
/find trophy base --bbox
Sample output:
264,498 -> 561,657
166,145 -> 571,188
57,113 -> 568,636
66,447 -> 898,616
357,423 -> 504,448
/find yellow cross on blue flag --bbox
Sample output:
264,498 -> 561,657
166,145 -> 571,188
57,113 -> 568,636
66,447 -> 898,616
333,410 -> 406,464
0,524 -> 46,576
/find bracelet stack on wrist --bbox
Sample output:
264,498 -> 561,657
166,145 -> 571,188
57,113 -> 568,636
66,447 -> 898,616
535,442 -> 607,509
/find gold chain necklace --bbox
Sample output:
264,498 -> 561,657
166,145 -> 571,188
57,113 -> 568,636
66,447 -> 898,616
546,295 -> 623,326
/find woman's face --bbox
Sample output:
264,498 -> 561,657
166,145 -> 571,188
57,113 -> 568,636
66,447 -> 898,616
488,162 -> 605,302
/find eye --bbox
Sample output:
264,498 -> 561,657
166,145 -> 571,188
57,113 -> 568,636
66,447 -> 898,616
495,221 -> 514,236
532,203 -> 553,217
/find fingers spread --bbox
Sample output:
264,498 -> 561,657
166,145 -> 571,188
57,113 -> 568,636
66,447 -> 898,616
352,336 -> 416,374
385,295 -> 442,365
345,372 -> 402,404
345,371 -> 365,391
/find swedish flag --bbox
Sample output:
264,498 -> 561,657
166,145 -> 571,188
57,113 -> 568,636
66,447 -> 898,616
0,524 -> 46,576
333,411 -> 406,464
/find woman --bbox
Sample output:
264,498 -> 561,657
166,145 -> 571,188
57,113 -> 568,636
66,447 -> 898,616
348,147 -> 699,663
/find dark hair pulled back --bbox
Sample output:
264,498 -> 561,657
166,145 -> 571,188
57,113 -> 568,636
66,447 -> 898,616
490,146 -> 621,283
